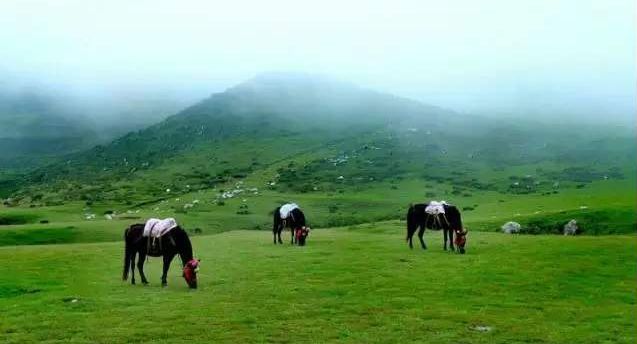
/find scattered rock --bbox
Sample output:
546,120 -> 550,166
564,219 -> 578,236
501,221 -> 521,234
470,325 -> 492,332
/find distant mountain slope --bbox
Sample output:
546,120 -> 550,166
0,86 -> 185,169
7,73 -> 636,203
0,90 -> 98,167
15,74 -> 456,179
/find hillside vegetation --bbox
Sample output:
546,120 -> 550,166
2,73 -> 634,236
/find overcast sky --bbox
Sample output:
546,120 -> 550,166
0,0 -> 634,123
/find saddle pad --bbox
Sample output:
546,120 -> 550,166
279,203 -> 299,219
143,218 -> 178,238
425,201 -> 448,215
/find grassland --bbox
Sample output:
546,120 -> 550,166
1,224 -> 635,343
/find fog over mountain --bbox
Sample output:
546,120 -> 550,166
0,0 -> 635,127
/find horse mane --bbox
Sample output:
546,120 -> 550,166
172,226 -> 194,261
443,204 -> 463,230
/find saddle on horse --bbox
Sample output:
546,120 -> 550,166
424,201 -> 451,229
143,218 -> 178,255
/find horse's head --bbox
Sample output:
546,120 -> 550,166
296,226 -> 310,246
182,259 -> 200,289
454,229 -> 468,254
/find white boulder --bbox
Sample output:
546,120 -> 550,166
501,221 -> 521,234
564,219 -> 578,235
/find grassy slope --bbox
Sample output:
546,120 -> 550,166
1,170 -> 634,247
1,225 -> 635,343
6,118 -> 634,238
4,78 -> 634,238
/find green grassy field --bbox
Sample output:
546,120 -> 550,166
1,224 -> 635,343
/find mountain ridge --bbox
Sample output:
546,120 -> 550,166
4,74 -> 635,206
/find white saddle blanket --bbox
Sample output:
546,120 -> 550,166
143,218 -> 178,238
425,201 -> 448,215
279,203 -> 299,219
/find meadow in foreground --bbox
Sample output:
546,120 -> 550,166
1,224 -> 634,344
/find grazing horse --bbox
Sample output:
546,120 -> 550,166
406,203 -> 468,253
272,205 -> 309,245
122,224 -> 200,288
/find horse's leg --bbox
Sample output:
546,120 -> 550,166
290,227 -> 295,245
409,235 -> 413,249
449,229 -> 455,252
137,252 -> 148,284
161,254 -> 175,287
443,229 -> 448,251
418,226 -> 427,250
130,251 -> 137,285
407,226 -> 415,249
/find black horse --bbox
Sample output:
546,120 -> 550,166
272,206 -> 309,245
406,203 -> 468,253
122,224 -> 199,288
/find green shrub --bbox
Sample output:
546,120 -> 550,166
0,213 -> 38,225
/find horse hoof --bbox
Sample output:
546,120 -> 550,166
161,283 -> 167,287
142,281 -> 149,285
131,281 -> 136,285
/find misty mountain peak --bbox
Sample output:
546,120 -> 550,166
227,71 -> 365,98
175,73 -> 449,128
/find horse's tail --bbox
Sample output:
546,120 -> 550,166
122,227 -> 132,281
406,204 -> 415,241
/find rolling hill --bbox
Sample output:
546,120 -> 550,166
0,90 -> 98,167
0,86 -> 187,170
3,73 -> 636,235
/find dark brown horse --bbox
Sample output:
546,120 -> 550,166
122,224 -> 200,288
406,203 -> 468,253
272,206 -> 309,245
